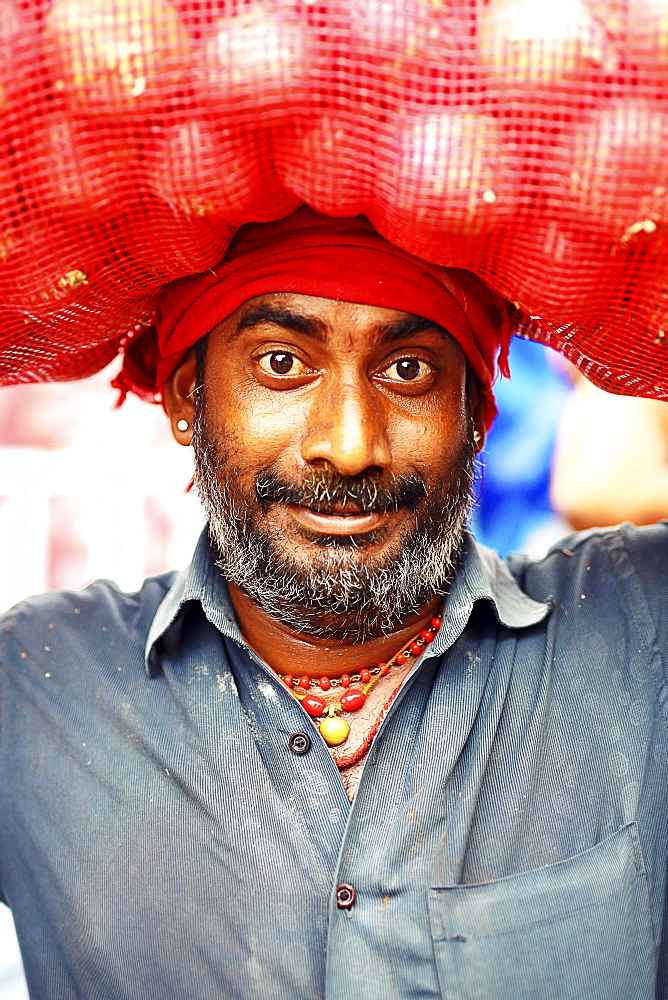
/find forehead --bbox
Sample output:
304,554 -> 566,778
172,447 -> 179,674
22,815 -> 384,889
208,291 -> 461,355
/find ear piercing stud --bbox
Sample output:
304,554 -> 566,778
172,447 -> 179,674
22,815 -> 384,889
473,429 -> 481,445
176,419 -> 189,432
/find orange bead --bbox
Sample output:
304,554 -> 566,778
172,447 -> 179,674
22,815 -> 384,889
360,668 -> 372,683
341,688 -> 366,712
283,674 -> 293,687
340,674 -> 351,688
299,675 -> 311,690
319,676 -> 331,691
302,694 -> 327,717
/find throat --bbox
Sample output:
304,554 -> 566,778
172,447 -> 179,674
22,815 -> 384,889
226,579 -> 444,679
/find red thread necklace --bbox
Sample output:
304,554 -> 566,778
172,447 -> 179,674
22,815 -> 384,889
278,616 -> 442,767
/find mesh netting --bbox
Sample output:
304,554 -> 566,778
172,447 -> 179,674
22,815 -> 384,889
1,0 -> 668,396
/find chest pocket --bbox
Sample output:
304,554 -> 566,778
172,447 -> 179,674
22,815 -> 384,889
427,824 -> 654,1000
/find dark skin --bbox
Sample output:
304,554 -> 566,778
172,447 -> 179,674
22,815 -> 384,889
164,292 -> 486,795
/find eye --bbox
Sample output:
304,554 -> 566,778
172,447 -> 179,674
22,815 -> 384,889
256,351 -> 307,377
382,357 -> 433,383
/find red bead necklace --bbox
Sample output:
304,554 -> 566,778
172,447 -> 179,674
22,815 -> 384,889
279,616 -> 442,766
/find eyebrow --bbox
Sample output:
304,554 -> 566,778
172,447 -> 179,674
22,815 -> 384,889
376,315 -> 452,346
233,306 -> 328,342
232,305 -> 451,347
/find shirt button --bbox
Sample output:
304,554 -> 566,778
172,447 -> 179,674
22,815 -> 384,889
288,732 -> 311,755
336,884 -> 357,909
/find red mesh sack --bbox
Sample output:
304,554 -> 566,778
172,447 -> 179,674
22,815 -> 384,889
1,0 -> 668,398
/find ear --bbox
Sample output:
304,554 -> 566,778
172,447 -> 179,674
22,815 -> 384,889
467,370 -> 487,454
163,350 -> 198,446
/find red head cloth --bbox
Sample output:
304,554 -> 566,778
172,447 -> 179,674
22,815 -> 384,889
116,207 -> 511,430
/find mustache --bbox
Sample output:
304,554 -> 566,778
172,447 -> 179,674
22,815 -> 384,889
255,469 -> 428,514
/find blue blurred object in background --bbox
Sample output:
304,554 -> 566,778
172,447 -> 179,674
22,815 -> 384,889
471,337 -> 572,557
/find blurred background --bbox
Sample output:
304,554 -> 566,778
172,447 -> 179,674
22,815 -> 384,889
2,335 -> 668,996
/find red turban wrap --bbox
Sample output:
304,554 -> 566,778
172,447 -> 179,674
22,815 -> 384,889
116,207 -> 511,430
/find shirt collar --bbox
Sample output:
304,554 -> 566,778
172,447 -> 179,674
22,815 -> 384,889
145,528 -> 550,675
426,533 -> 550,658
145,528 -> 244,677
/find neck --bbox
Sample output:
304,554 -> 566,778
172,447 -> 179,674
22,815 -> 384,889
227,581 -> 443,677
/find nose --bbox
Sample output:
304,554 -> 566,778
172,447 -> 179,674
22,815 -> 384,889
300,378 -> 392,476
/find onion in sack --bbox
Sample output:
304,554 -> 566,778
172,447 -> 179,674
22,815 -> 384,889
503,218 -> 616,324
0,144 -> 18,263
589,0 -> 668,66
147,118 -> 298,224
564,99 -> 668,241
0,0 -> 39,107
343,0 -> 476,66
339,0 -> 479,102
376,110 -> 517,241
43,0 -> 191,115
23,113 -> 136,216
172,0 -> 229,36
0,219 -> 99,309
196,0 -> 310,118
594,0 -> 668,90
273,109 -> 378,217
622,0 -> 668,61
105,198 -> 236,286
480,0 -> 617,92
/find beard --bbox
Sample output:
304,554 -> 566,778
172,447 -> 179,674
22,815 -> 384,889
192,405 -> 476,642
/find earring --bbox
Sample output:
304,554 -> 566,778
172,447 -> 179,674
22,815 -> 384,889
176,419 -> 189,432
473,429 -> 481,445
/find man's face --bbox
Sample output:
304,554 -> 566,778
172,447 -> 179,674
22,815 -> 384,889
178,292 -> 483,639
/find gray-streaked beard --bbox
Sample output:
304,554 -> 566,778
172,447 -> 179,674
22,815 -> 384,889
192,409 -> 475,642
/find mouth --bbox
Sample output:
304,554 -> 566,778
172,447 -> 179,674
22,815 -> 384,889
285,502 -> 390,536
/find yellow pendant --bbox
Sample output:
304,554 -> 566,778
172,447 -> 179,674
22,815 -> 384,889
319,716 -> 350,747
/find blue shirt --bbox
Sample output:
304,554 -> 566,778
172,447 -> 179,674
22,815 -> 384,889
1,524 -> 667,1000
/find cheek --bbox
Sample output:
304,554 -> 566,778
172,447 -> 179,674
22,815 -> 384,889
387,376 -> 470,471
205,375 -> 307,467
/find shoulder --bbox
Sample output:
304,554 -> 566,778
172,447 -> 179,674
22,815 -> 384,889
0,572 -> 178,665
521,521 -> 667,586
508,522 -> 668,634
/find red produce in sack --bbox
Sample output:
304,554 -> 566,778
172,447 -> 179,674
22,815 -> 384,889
273,108 -> 377,217
376,110 -> 518,250
0,310 -> 123,385
0,218 -> 100,310
502,218 -> 617,325
105,200 -> 234,287
43,0 -> 192,116
479,0 -> 617,95
146,118 -> 298,225
589,0 -> 668,71
341,0 -> 476,69
0,0 -> 42,108
0,137 -> 16,220
563,100 -> 668,242
171,0 -> 229,37
196,0 -> 311,119
20,113 -> 136,217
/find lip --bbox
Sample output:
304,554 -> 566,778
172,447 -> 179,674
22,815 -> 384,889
286,504 -> 389,535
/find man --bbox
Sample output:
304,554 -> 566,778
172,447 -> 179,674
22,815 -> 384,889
1,207 -> 667,999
